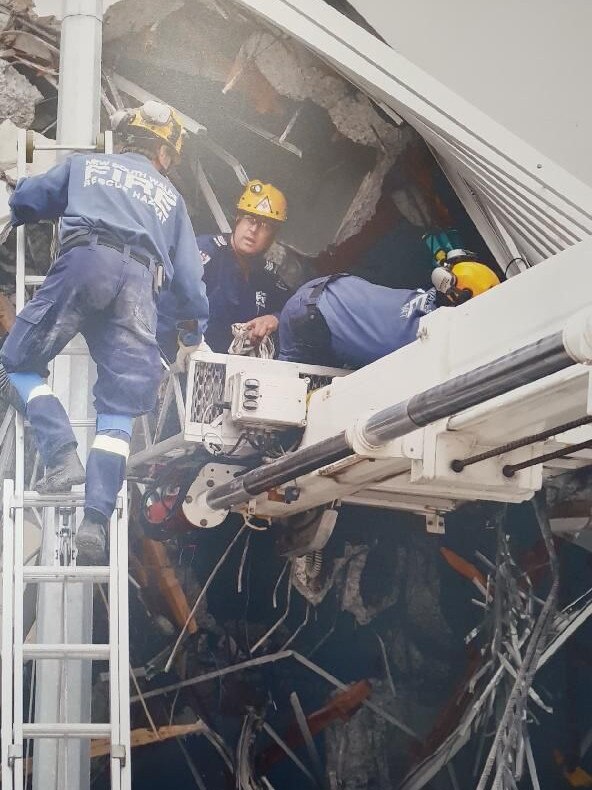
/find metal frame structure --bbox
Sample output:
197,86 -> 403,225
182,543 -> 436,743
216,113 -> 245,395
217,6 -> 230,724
1,483 -> 131,790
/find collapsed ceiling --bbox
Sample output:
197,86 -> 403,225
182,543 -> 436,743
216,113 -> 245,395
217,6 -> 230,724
1,2 -> 592,789
1,0 -> 479,284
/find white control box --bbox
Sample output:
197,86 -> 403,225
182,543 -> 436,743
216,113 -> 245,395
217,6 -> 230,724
229,371 -> 308,428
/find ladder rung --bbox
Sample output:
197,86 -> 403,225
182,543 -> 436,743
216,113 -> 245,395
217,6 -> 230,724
22,723 -> 111,739
23,566 -> 110,582
35,143 -> 99,152
19,417 -> 93,429
56,347 -> 91,356
23,644 -> 110,660
24,276 -> 45,286
19,492 -> 86,508
18,493 -> 122,509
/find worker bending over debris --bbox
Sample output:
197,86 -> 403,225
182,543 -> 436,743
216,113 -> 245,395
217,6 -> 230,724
157,179 -> 290,358
278,258 -> 500,368
0,101 -> 208,564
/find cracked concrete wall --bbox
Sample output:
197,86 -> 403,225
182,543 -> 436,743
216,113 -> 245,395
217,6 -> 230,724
237,33 -> 399,148
230,31 -> 412,242
103,0 -> 185,43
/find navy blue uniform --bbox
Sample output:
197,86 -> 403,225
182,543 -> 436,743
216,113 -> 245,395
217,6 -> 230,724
157,233 -> 289,358
1,152 -> 208,521
278,274 -> 438,368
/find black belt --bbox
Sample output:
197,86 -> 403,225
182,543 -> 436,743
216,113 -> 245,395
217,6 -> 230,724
61,234 -> 162,275
60,234 -> 165,293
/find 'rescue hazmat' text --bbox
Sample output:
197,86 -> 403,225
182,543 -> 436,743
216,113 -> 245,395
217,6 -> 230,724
84,158 -> 178,224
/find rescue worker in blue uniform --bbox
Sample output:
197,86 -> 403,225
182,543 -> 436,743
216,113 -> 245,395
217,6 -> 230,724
0,101 -> 208,563
278,260 -> 500,368
157,180 -> 290,359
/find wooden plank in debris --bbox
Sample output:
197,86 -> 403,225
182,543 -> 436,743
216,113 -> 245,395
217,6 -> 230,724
142,538 -> 198,635
14,723 -> 207,777
91,721 -> 207,758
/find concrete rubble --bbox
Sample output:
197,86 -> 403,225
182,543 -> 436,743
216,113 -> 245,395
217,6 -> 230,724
229,31 -> 411,241
0,59 -> 42,127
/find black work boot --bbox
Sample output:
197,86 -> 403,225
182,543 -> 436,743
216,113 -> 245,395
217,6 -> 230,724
35,444 -> 86,494
76,513 -> 108,566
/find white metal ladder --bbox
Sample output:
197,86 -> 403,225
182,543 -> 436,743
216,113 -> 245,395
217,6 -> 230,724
1,130 -> 132,790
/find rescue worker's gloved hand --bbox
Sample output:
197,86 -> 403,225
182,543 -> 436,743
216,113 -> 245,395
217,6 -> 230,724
174,337 -> 211,372
228,323 -> 275,358
245,314 -> 279,344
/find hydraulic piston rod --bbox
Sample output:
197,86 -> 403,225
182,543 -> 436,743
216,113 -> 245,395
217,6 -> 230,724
205,311 -> 592,513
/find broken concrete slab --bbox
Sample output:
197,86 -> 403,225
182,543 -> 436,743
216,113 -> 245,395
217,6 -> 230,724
103,0 -> 185,44
0,59 -> 42,128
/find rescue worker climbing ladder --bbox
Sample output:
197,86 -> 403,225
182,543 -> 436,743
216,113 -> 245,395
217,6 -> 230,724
0,100 -> 208,564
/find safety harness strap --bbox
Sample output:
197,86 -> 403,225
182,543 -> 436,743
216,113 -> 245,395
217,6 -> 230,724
304,273 -> 349,308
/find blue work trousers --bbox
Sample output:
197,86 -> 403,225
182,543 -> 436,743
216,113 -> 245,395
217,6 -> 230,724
1,242 -> 162,519
278,284 -> 338,367
2,243 -> 161,414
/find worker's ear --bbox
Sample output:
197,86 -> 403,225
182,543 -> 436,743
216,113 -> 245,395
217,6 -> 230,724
156,144 -> 174,173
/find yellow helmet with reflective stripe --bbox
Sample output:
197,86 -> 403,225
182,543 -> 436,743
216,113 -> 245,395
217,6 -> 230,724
237,180 -> 287,222
113,101 -> 186,155
451,260 -> 500,298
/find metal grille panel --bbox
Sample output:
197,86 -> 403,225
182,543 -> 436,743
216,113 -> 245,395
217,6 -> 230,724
190,361 -> 226,423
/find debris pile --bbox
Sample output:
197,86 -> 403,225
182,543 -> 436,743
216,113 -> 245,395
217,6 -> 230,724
401,502 -> 592,790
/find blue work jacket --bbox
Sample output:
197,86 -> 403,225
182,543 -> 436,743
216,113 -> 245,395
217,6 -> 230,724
317,275 -> 439,367
9,152 -> 209,344
157,233 -> 289,356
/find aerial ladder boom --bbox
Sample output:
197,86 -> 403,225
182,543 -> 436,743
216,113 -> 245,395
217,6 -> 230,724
128,236 -> 592,540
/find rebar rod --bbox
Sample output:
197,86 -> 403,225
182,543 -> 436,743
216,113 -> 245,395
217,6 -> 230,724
451,414 -> 592,472
503,438 -> 592,477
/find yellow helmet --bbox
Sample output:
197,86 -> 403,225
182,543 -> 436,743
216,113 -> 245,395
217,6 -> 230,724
113,101 -> 186,155
237,180 -> 287,222
451,260 -> 501,298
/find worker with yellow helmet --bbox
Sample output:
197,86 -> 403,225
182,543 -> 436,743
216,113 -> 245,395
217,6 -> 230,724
278,258 -> 500,368
1,101 -> 208,564
157,178 -> 290,358
430,249 -> 501,304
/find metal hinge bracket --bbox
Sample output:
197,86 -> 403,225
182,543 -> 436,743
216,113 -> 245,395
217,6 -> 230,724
8,744 -> 23,766
111,744 -> 126,765
426,511 -> 445,534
